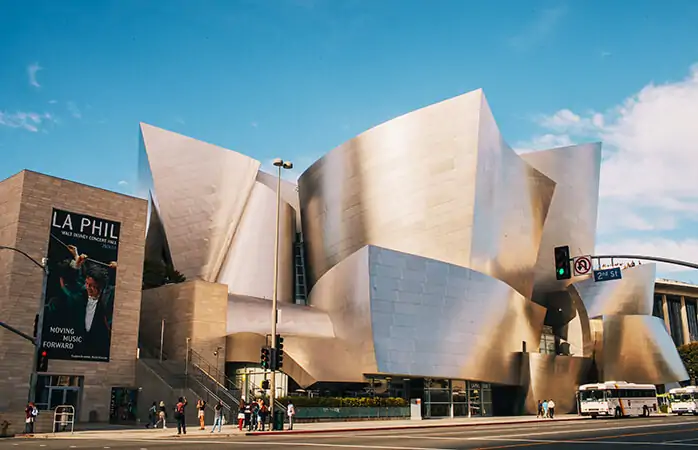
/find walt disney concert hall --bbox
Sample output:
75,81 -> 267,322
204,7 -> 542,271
137,89 -> 688,417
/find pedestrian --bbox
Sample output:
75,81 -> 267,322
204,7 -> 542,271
175,396 -> 187,435
287,400 -> 295,431
257,399 -> 268,431
24,402 -> 37,434
211,400 -> 224,433
548,399 -> 555,419
244,401 -> 252,431
542,399 -> 549,418
197,399 -> 206,430
146,402 -> 157,428
536,400 -> 542,418
156,401 -> 167,429
237,401 -> 246,431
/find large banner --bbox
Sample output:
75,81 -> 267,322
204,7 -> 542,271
42,209 -> 120,362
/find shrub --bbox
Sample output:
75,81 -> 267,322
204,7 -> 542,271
276,396 -> 408,408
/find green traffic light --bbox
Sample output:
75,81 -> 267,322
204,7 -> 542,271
558,268 -> 565,275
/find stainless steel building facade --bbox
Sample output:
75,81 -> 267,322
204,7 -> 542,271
138,89 -> 689,416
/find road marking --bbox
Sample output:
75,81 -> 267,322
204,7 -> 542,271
670,438 -> 698,443
143,440 -> 452,450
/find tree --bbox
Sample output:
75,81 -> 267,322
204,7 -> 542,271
142,259 -> 186,290
678,342 -> 698,384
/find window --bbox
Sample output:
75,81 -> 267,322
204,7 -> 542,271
686,299 -> 698,342
668,296 -> 684,346
35,375 -> 83,411
539,333 -> 556,354
653,294 -> 665,319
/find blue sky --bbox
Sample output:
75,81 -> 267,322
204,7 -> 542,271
2,0 -> 698,281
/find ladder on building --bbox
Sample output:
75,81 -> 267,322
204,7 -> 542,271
294,233 -> 308,305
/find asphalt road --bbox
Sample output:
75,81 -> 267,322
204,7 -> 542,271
4,415 -> 698,449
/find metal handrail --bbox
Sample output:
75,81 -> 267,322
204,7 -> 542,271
52,405 -> 74,434
191,364 -> 240,408
188,376 -> 233,421
188,348 -> 239,390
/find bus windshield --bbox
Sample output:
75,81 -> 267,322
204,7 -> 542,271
671,394 -> 694,402
580,389 -> 605,402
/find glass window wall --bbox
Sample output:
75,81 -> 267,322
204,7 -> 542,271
423,379 -> 492,418
687,299 -> 698,343
653,294 -> 665,319
668,295 -> 684,346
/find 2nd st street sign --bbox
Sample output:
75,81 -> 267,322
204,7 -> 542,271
593,266 -> 623,282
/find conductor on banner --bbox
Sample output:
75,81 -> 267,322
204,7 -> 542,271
58,245 -> 117,358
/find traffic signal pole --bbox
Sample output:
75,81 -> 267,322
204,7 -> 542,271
29,259 -> 49,404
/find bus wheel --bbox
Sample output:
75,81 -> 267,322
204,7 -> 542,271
615,407 -> 622,418
642,406 -> 649,417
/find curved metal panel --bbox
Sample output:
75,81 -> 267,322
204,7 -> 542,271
256,170 -> 301,226
520,143 -> 602,301
139,123 -> 260,280
522,354 -> 591,414
602,315 -> 689,384
226,332 -> 317,388
368,246 -> 546,385
218,182 -> 295,302
570,264 -> 656,318
469,98 -> 556,298
226,294 -> 334,338
299,90 -> 555,298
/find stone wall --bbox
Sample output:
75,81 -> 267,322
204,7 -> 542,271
0,170 -> 147,433
139,280 -> 228,375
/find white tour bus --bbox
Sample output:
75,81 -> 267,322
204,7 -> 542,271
578,381 -> 657,418
669,386 -> 698,415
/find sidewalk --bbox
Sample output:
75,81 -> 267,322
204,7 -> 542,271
21,414 -> 588,440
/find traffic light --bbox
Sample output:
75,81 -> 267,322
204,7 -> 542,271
275,334 -> 284,369
554,245 -> 571,280
37,350 -> 48,372
261,379 -> 270,390
260,346 -> 270,369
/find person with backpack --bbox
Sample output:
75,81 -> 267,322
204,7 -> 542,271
24,402 -> 38,434
174,396 -> 187,435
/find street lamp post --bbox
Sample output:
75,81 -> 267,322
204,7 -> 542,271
0,245 -> 49,404
269,158 -> 292,423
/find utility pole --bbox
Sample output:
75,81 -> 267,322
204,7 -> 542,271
269,158 -> 292,426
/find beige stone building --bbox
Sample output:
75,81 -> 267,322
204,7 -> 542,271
0,170 -> 146,434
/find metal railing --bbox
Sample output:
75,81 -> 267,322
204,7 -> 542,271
188,348 -> 238,390
187,376 -> 233,422
52,405 -> 75,434
190,362 -> 241,408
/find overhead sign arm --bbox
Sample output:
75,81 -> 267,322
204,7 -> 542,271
593,255 -> 698,271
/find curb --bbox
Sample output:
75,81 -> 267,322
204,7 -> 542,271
246,416 -> 589,436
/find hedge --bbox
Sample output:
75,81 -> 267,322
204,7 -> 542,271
276,396 -> 408,408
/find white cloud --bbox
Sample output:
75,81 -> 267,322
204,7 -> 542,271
0,111 -> 55,132
66,101 -> 82,119
118,180 -> 128,186
515,133 -> 574,153
27,63 -> 42,88
527,63 -> 698,234
508,6 -> 567,51
48,99 -> 57,104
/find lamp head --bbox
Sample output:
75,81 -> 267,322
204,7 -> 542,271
272,158 -> 283,167
283,161 -> 293,170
